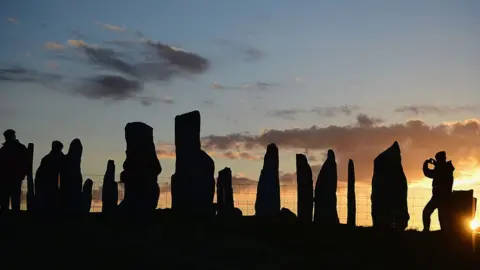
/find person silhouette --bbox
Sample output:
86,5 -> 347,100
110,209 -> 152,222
422,151 -> 455,232
0,129 -> 29,213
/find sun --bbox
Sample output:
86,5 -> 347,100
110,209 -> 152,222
470,220 -> 479,231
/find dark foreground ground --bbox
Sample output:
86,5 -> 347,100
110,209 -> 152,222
0,211 -> 479,270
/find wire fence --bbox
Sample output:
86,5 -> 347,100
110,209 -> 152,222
15,174 -> 450,230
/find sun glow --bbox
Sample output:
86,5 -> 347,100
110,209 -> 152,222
470,220 -> 479,231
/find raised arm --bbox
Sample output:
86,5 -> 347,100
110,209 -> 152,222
423,160 -> 434,179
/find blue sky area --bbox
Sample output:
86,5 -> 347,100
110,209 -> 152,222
1,0 -> 479,184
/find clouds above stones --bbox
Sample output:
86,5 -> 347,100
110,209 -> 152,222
201,118 -> 480,184
395,105 -> 480,116
268,105 -> 360,120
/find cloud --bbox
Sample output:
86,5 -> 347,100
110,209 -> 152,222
201,118 -> 480,184
395,105 -> 480,115
268,105 -> 360,120
75,75 -> 143,101
137,96 -> 174,106
100,23 -> 126,32
0,66 -> 62,86
44,42 -> 64,51
356,113 -> 384,127
68,39 -> 88,47
215,39 -> 264,62
243,46 -> 263,61
6,17 -> 19,24
212,81 -> 279,91
145,40 -> 209,74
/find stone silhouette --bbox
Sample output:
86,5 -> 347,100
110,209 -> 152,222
60,138 -> 84,216
217,167 -> 235,216
314,149 -> 339,225
255,143 -> 280,217
82,178 -> 93,214
102,160 -> 118,215
35,141 -> 65,214
173,110 -> 215,216
296,154 -> 313,223
347,159 -> 356,227
118,122 -> 162,216
0,129 -> 29,213
26,143 -> 35,212
446,190 -> 476,234
422,151 -> 455,232
371,141 -> 409,231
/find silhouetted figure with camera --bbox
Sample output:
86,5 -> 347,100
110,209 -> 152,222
0,129 -> 29,214
422,151 -> 455,232
35,141 -> 65,214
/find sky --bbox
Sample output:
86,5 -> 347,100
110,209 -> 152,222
1,0 -> 480,225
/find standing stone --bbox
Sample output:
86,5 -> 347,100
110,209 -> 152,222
26,143 -> 35,212
255,143 -> 280,217
82,179 -> 93,214
442,190 -> 476,234
347,159 -> 356,227
102,160 -> 118,215
118,122 -> 162,215
314,149 -> 339,225
173,111 -> 215,216
217,167 -> 234,216
371,141 -> 409,231
60,138 -> 84,216
296,154 -> 313,223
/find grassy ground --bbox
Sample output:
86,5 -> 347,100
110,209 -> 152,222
0,211 -> 478,269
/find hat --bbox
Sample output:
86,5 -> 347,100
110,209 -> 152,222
3,129 -> 15,137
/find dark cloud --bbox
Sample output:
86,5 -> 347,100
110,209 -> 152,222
395,105 -> 480,115
0,66 -> 62,85
145,40 -> 209,74
75,75 -> 142,101
268,105 -> 360,120
202,118 -> 480,184
311,105 -> 359,117
212,81 -> 279,91
81,46 -> 137,76
356,113 -> 384,127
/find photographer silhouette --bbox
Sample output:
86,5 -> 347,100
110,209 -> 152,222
422,151 -> 455,232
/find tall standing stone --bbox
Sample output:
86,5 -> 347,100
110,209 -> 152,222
82,178 -> 93,214
217,167 -> 234,216
296,154 -> 313,223
102,160 -> 118,215
60,138 -> 84,216
118,122 -> 162,215
255,143 -> 280,217
173,111 -> 215,216
371,141 -> 409,231
314,149 -> 339,225
26,143 -> 35,212
347,159 -> 356,227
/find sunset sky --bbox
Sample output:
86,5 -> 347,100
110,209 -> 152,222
1,1 -> 480,226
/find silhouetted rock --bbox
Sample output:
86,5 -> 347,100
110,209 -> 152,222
60,138 -> 84,216
255,143 -> 280,217
26,143 -> 35,212
82,179 -> 93,214
35,141 -> 65,215
314,149 -> 339,225
371,141 -> 409,231
277,207 -> 297,223
173,111 -> 215,216
296,154 -> 313,223
347,159 -> 356,227
118,122 -> 162,216
102,160 -> 118,215
441,190 -> 476,234
217,167 -> 234,216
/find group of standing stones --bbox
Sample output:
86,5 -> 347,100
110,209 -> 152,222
25,110 -> 476,232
